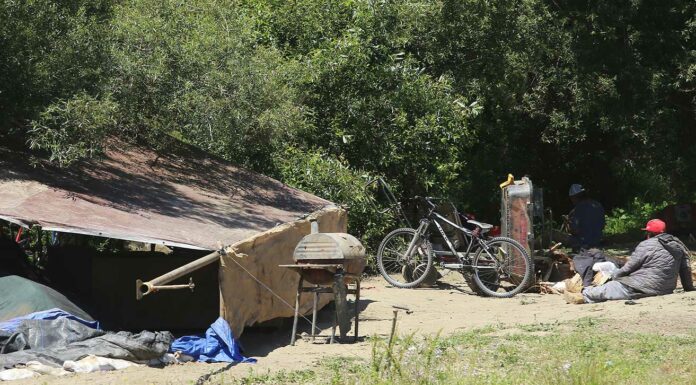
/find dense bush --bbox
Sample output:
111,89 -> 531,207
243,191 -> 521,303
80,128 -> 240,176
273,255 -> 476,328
604,198 -> 671,236
2,0 -> 695,241
275,146 -> 397,256
0,0 -> 112,138
29,94 -> 118,165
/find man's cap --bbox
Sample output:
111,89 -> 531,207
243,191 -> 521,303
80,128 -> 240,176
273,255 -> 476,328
569,184 -> 585,197
642,219 -> 666,234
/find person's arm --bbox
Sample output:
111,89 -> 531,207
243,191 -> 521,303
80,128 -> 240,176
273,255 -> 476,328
679,254 -> 694,292
612,241 -> 648,279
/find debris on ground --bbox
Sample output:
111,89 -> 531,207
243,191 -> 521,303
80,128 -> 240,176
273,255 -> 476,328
0,316 -> 172,370
0,307 -> 254,381
169,317 -> 255,364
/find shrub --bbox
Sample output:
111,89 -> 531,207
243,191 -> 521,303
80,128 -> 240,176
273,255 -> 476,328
604,198 -> 670,236
274,147 -> 397,264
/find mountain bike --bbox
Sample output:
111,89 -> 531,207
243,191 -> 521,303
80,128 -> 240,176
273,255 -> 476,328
376,196 -> 533,298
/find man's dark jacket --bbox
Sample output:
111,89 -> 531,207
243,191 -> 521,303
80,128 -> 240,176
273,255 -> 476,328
612,233 -> 694,296
569,198 -> 605,249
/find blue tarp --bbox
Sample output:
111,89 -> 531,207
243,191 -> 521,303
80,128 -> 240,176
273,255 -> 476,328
170,317 -> 256,364
0,308 -> 100,333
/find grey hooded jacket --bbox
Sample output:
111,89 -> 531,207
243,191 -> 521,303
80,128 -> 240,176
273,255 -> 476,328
612,233 -> 694,296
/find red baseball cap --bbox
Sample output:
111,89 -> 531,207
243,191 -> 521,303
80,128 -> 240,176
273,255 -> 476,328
642,219 -> 666,233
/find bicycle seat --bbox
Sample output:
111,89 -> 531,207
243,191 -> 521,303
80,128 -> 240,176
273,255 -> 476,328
467,220 -> 493,231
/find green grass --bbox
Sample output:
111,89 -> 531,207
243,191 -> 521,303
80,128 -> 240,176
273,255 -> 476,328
220,318 -> 696,385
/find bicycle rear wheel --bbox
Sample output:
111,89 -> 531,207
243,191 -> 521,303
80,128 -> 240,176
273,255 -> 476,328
377,228 -> 434,288
471,237 -> 533,298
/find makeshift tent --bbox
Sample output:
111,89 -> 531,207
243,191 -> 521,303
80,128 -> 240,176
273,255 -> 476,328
0,140 -> 343,336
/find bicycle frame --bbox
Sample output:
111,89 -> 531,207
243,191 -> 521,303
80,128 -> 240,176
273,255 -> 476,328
407,210 -> 484,269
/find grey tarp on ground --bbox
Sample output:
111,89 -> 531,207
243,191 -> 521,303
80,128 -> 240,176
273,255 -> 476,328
0,318 -> 172,369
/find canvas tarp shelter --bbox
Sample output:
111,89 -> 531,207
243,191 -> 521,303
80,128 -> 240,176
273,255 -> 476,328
0,140 -> 344,335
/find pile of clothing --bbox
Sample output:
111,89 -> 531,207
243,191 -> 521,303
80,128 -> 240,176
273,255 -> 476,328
0,309 -> 172,381
0,309 -> 254,381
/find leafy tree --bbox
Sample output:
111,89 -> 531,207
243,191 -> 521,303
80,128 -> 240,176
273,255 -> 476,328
0,0 -> 111,139
247,0 -> 478,202
275,146 -> 396,256
3,0 -> 695,242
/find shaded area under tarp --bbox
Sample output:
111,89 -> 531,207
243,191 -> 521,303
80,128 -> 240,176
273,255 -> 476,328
0,238 -> 30,278
42,247 -> 220,331
0,275 -> 93,323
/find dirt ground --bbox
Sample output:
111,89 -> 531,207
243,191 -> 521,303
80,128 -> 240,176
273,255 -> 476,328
11,273 -> 696,385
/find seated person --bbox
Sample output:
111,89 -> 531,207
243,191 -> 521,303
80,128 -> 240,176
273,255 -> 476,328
567,183 -> 605,251
565,219 -> 694,304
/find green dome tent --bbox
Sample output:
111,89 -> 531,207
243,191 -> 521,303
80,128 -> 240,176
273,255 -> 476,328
0,275 -> 93,322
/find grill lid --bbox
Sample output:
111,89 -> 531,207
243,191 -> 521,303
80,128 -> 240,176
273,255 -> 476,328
293,233 -> 365,261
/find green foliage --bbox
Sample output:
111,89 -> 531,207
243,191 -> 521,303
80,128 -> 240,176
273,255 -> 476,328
0,0 -> 112,132
233,369 -> 317,385
605,198 -> 670,236
29,94 -> 118,166
269,0 -> 477,200
275,147 -> 396,257
104,0 -> 313,172
2,0 -> 696,245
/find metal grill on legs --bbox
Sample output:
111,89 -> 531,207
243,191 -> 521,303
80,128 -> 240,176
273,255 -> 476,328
280,219 -> 366,345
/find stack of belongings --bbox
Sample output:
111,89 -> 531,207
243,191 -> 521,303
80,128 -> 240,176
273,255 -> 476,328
0,276 -> 254,381
0,309 -> 172,381
553,264 -> 614,295
551,254 -> 621,296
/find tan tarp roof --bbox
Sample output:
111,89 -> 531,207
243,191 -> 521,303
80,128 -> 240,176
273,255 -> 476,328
0,140 -> 332,250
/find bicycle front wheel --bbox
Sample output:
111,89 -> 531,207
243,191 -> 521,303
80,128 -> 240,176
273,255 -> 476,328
472,237 -> 533,298
377,228 -> 434,289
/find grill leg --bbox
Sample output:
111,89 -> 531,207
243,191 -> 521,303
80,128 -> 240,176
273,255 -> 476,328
311,287 -> 318,342
333,270 -> 350,340
354,280 -> 360,342
330,314 -> 337,344
290,277 -> 304,346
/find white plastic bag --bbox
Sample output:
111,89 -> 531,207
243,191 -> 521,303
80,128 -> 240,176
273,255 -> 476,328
63,355 -> 138,373
25,361 -> 69,376
592,261 -> 618,276
0,368 -> 38,381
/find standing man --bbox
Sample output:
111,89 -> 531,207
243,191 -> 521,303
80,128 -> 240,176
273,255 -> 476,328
568,184 -> 605,251
565,219 -> 694,303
